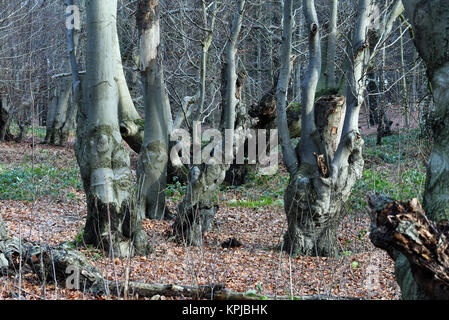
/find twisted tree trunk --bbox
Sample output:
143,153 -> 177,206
277,0 -> 366,257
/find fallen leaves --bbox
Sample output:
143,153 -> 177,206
0,141 -> 401,300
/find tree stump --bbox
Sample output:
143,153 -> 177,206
367,192 -> 449,299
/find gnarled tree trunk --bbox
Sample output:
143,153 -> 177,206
283,95 -> 360,256
75,0 -> 149,258
172,0 -> 246,246
173,163 -> 226,246
277,0 -> 366,257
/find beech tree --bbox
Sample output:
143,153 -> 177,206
368,0 -> 449,300
75,0 -> 149,258
135,0 -> 170,220
276,0 -> 404,257
317,0 -> 338,92
44,79 -> 72,146
172,0 -> 246,246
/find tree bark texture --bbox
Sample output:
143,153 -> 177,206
277,0 -> 365,257
136,0 -> 169,220
172,0 -> 246,245
75,0 -> 149,258
113,11 -> 145,155
367,193 -> 449,299
0,94 -> 13,141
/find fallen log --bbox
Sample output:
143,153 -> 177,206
1,233 -> 362,300
0,234 -> 226,299
367,192 -> 449,299
1,214 -> 359,300
213,291 -> 360,300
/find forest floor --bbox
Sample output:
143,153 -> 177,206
0,122 -> 431,300
358,104 -> 421,135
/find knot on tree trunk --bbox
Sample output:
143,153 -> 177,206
172,164 -> 226,246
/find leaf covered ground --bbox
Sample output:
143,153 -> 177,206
0,126 -> 430,300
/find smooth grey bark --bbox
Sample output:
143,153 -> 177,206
49,79 -> 73,145
136,0 -> 169,220
221,0 -> 249,185
47,0 -> 84,148
224,70 -> 249,186
297,0 -> 322,168
326,0 -> 338,89
172,0 -> 246,246
222,0 -> 249,186
383,0 -> 449,300
59,94 -> 76,146
75,0 -> 149,258
60,0 -> 81,147
45,77 -> 78,146
317,0 -> 338,92
193,1 -> 218,122
340,0 -> 370,136
223,0 -> 246,132
277,0 -> 365,257
50,80 -> 71,145
276,0 -> 298,175
112,13 -> 145,155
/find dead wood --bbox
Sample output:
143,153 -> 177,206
0,233 -> 361,300
367,192 -> 449,299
